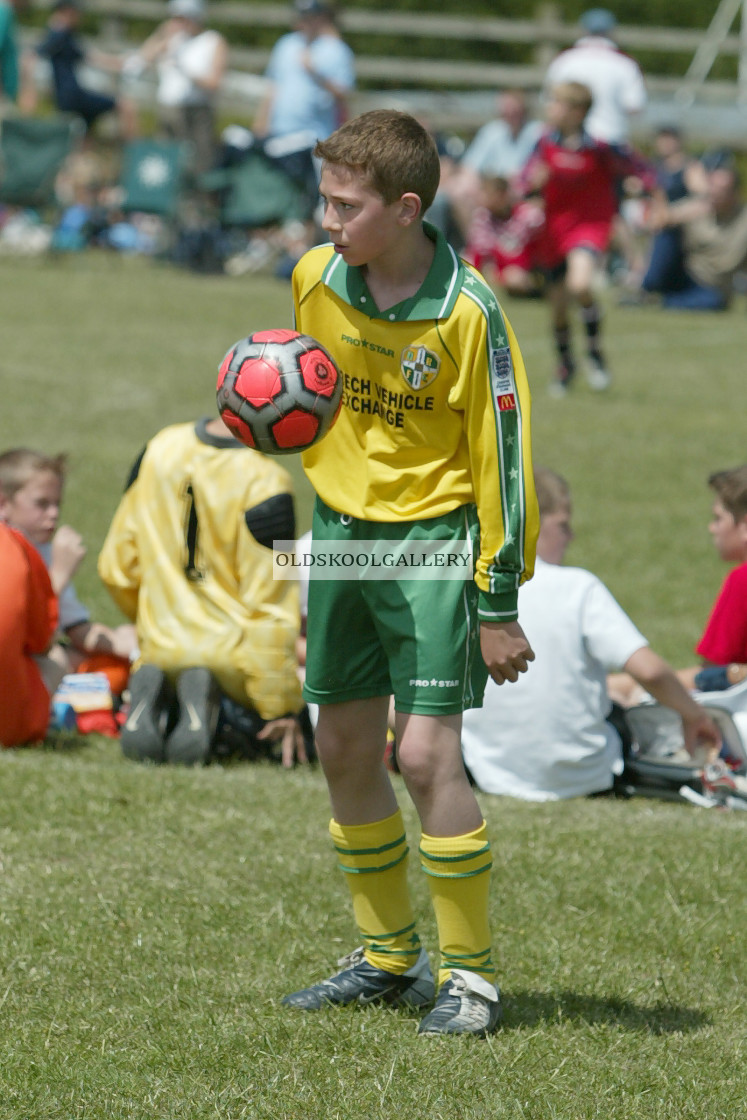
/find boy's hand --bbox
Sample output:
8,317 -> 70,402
681,707 -> 721,760
257,716 -> 309,768
50,525 -> 86,593
480,620 -> 535,685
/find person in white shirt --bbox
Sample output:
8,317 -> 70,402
543,9 -> 646,146
130,0 -> 228,175
461,468 -> 719,800
447,89 -> 542,239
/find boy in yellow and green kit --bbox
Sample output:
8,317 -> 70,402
283,109 -> 538,1036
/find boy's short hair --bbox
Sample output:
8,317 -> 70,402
314,109 -> 441,214
708,464 -> 747,522
534,467 -> 571,518
0,448 -> 67,499
552,81 -> 593,115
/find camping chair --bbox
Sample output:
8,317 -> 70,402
0,115 -> 83,210
118,138 -> 189,219
200,131 -> 317,231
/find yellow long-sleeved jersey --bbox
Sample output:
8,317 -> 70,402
294,226 -> 538,621
98,420 -> 303,719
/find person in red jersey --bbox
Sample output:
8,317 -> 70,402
0,522 -> 60,747
520,81 -> 652,395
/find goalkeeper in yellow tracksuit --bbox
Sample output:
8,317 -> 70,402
281,110 -> 539,1036
98,416 -> 306,767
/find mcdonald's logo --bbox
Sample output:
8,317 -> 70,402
497,393 -> 516,411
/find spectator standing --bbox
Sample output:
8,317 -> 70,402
0,0 -> 22,109
130,0 -> 228,176
249,0 -> 355,270
254,0 -> 355,147
543,9 -> 646,145
461,469 -> 720,800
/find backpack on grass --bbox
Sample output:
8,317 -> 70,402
617,678 -> 747,808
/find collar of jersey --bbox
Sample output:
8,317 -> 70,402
546,127 -> 596,150
195,416 -> 243,449
319,222 -> 464,322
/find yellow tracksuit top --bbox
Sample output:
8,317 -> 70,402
98,420 -> 303,719
294,226 -> 538,620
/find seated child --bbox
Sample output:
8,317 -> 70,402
98,416 -> 309,768
0,522 -> 61,747
608,464 -> 747,704
682,464 -> 747,691
461,468 -> 720,800
0,448 -> 137,695
463,174 -> 544,297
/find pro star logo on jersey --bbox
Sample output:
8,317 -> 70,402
401,345 -> 440,391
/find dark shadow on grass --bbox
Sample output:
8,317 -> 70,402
41,732 -> 100,753
504,989 -> 710,1034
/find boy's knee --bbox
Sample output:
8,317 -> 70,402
395,737 -> 440,794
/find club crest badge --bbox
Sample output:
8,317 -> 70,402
401,345 -> 440,390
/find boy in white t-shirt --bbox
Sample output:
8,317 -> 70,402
461,468 -> 719,800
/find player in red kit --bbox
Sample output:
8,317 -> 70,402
520,81 -> 653,395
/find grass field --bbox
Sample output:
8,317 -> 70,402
1,254 -> 746,1118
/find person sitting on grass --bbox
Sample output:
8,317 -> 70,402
461,467 -> 721,801
639,150 -> 747,312
0,447 -> 137,697
0,521 -> 62,749
463,173 -> 545,298
687,465 -> 747,688
34,0 -> 138,139
97,415 -> 310,768
611,464 -> 747,703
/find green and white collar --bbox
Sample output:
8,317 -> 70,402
319,222 -> 465,322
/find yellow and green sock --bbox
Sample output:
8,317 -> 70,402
330,809 -> 421,974
419,820 -> 495,988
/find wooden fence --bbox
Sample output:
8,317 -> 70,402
22,1 -> 747,137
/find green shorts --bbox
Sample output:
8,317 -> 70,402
303,498 -> 489,715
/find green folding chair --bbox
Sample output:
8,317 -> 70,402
200,147 -> 313,229
0,115 -> 83,209
119,139 -> 188,218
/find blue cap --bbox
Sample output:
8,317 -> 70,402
580,9 -> 617,35
294,0 -> 333,15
